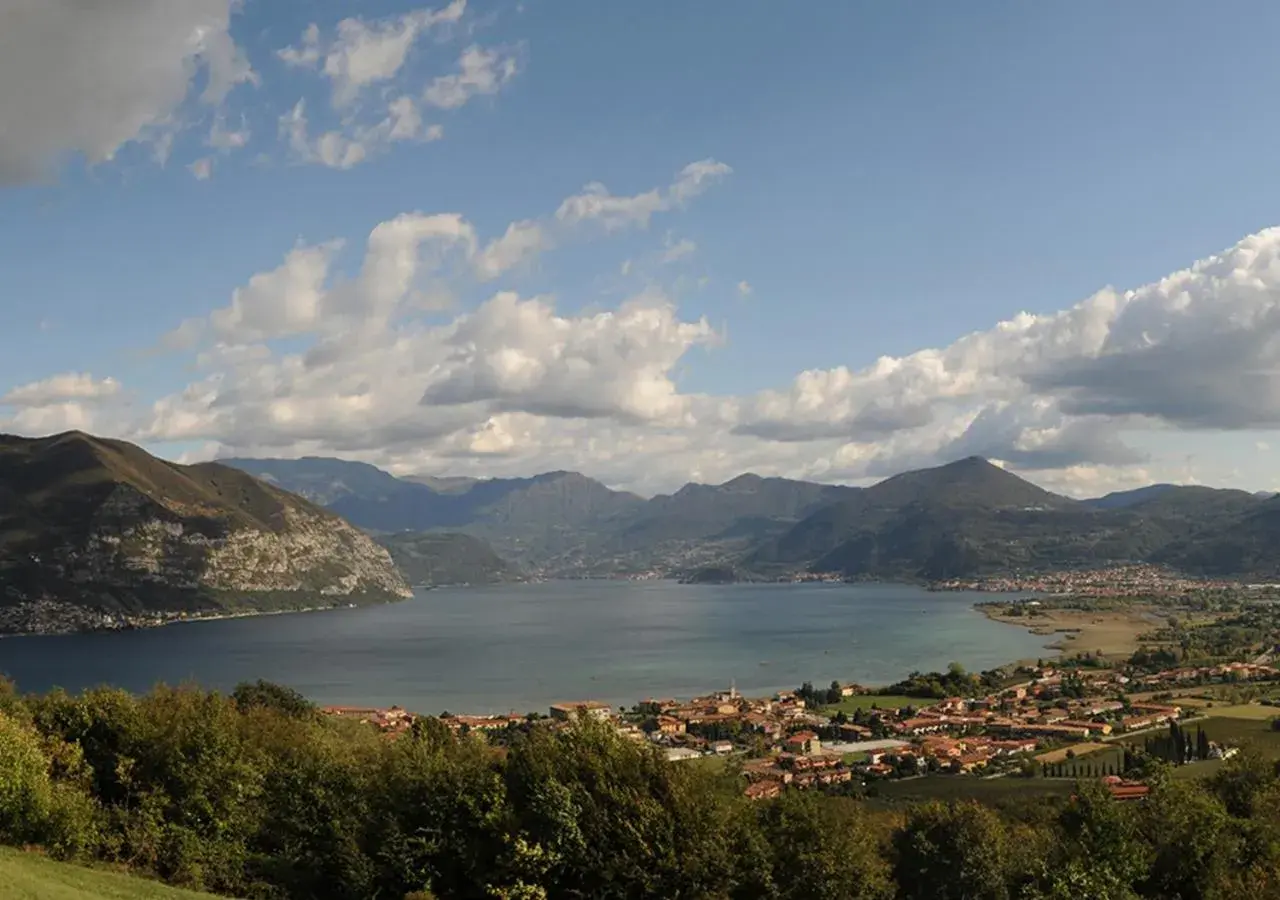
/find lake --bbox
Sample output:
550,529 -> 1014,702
0,581 -> 1050,714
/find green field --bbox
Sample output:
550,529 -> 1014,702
867,775 -> 1075,808
1194,716 -> 1280,755
0,848 -> 221,899
1115,715 -> 1280,761
824,694 -> 920,714
1199,703 -> 1280,721
1171,759 -> 1226,781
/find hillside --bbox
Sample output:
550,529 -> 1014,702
742,458 -> 1275,580
377,532 -> 523,586
0,432 -> 410,633
222,455 -> 409,505
748,458 -> 1078,572
616,474 -> 858,546
0,847 -> 220,899
1155,499 -> 1280,577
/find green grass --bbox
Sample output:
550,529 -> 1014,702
0,847 -> 222,899
1171,759 -> 1226,781
1117,715 -> 1280,761
1198,704 -> 1280,721
867,775 -> 1075,808
823,694 -> 920,714
1193,716 -> 1280,756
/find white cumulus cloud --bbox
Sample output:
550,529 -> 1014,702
0,0 -> 254,183
2,373 -> 121,407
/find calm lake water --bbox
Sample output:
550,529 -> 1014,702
0,581 -> 1050,715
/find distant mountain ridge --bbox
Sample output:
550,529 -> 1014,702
377,532 -> 523,586
220,453 -> 1280,582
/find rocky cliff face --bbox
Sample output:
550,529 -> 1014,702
0,431 -> 410,632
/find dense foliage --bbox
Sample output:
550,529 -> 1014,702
10,679 -> 1280,898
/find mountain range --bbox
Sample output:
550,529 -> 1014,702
5,429 -> 1279,635
224,453 -> 1280,582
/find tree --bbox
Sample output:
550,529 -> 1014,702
1046,780 -> 1147,897
0,712 -> 55,845
1140,780 -> 1239,900
1208,748 -> 1277,818
231,679 -> 317,719
826,680 -> 843,705
758,791 -> 892,900
893,801 -> 1016,900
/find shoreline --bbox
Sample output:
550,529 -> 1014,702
0,577 -> 978,638
0,597 -> 387,639
977,601 -> 1158,659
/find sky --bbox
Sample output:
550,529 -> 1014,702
4,0 -> 1280,497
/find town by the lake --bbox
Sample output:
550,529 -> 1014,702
317,566 -> 1280,806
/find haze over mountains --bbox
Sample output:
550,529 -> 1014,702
225,452 -> 1280,583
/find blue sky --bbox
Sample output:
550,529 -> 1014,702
3,0 -> 1280,495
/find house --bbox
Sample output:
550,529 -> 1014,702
1060,719 -> 1112,736
896,717 -> 946,736
446,714 -> 523,733
549,701 -> 612,722
654,715 -> 686,734
1107,782 -> 1151,802
710,740 -> 734,755
744,713 -> 781,736
1120,715 -> 1156,732
784,730 -> 820,754
744,780 -> 782,801
920,737 -> 964,759
990,739 -> 1039,755
665,747 -> 703,762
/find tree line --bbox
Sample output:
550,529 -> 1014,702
4,678 -> 1280,898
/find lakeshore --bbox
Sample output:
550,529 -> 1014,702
979,603 -> 1160,657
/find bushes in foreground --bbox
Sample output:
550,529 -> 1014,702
7,678 -> 1280,898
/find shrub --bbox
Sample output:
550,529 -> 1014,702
0,712 -> 53,844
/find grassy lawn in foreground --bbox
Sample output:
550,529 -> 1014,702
824,694 -> 920,714
0,847 -> 222,900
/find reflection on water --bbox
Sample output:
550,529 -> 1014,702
0,581 -> 1049,715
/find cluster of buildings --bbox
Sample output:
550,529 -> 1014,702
321,704 -> 417,735
316,656 -> 1276,801
1128,661 -> 1280,689
933,564 -> 1240,596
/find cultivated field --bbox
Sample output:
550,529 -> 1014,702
825,694 -> 919,714
1035,742 -> 1111,764
1198,703 -> 1280,720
